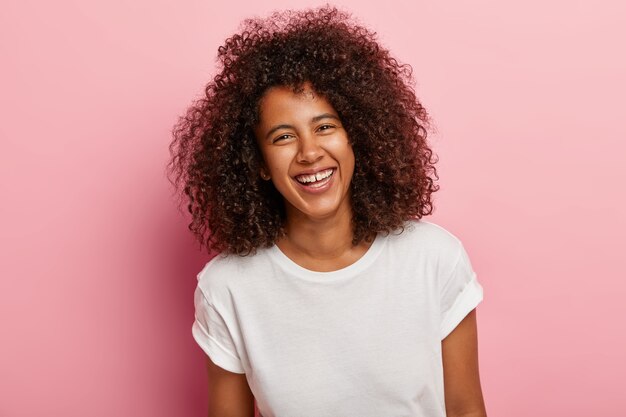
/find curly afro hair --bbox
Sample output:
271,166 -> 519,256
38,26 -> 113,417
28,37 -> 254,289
169,5 -> 440,255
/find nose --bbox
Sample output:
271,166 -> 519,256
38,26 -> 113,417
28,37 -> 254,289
296,133 -> 324,164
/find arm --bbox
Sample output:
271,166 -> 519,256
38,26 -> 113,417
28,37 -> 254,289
442,309 -> 487,417
206,357 -> 255,417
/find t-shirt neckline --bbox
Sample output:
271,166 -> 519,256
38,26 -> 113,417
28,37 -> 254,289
266,232 -> 388,282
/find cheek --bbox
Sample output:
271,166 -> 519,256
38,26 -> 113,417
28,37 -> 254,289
264,149 -> 292,175
337,143 -> 355,173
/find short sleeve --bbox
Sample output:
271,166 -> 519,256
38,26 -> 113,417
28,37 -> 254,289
192,285 -> 245,373
439,242 -> 484,340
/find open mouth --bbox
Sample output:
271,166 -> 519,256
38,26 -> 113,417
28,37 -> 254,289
294,168 -> 335,188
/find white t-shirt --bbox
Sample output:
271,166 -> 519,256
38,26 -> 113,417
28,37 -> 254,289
192,219 -> 484,417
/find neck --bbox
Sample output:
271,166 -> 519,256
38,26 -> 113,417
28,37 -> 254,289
277,203 -> 372,272
282,211 -> 354,260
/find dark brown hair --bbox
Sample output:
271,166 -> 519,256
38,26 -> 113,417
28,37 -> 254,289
169,5 -> 439,255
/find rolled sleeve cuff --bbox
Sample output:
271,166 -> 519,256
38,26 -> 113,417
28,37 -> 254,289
440,274 -> 484,340
192,320 -> 245,374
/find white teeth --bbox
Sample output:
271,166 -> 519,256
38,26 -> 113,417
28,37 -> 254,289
296,169 -> 333,184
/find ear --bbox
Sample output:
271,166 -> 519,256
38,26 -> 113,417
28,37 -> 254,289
259,166 -> 271,181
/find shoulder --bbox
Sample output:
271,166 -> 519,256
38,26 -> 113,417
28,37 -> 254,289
387,220 -> 478,292
195,250 -> 270,306
388,219 -> 465,256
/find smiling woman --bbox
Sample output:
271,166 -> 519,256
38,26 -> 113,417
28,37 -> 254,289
169,5 -> 486,417
254,83 -> 365,273
254,84 -> 355,224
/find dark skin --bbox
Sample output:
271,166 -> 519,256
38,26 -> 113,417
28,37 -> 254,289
442,309 -> 487,417
204,309 -> 486,417
205,357 -> 254,417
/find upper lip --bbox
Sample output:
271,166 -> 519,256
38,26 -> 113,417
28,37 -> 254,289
292,167 -> 336,178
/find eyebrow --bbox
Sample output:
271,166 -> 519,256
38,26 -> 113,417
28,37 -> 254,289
264,113 -> 340,140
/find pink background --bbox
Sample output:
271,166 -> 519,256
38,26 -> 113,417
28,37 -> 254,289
1,0 -> 624,415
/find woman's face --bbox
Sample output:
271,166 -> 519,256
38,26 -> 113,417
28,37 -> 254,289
254,83 -> 355,223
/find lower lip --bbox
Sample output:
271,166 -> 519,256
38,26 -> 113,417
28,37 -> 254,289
294,170 -> 335,194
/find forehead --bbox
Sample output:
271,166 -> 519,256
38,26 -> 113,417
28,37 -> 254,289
256,84 -> 337,124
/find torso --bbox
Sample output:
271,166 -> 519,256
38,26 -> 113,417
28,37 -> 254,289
193,220 -> 483,417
